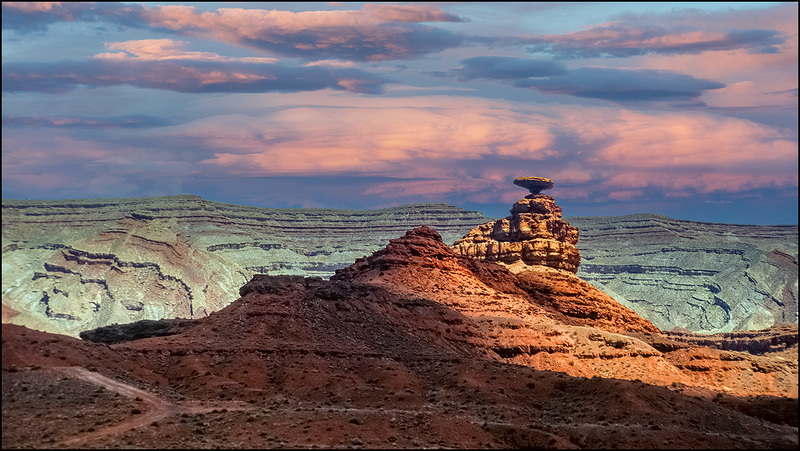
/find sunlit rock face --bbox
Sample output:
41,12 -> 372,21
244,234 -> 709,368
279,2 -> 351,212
453,177 -> 798,335
452,178 -> 580,274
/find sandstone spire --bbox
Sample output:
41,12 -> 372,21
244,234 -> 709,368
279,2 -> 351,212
452,177 -> 580,273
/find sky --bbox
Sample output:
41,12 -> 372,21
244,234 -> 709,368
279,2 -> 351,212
2,2 -> 798,225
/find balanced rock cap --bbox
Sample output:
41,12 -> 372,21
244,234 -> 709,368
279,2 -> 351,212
513,176 -> 554,194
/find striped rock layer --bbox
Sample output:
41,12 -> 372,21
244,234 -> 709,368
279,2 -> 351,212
452,194 -> 580,274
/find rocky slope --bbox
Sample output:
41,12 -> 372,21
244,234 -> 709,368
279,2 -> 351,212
2,195 -> 490,336
567,214 -> 798,334
2,226 -> 797,449
334,227 -> 796,398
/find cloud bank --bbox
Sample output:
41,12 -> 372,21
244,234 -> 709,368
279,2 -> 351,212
2,2 -> 796,224
450,57 -> 725,103
2,40 -> 389,94
2,2 -> 467,61
525,23 -> 785,59
7,94 -> 792,206
515,67 -> 725,102
453,56 -> 567,80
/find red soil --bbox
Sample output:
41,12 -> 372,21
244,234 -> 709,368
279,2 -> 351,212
2,227 -> 797,448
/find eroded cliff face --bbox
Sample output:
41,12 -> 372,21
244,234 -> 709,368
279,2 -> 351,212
2,195 -> 491,336
450,186 -> 797,335
335,227 -> 795,398
566,214 -> 798,334
452,194 -> 580,273
2,213 -> 248,336
3,195 -> 797,337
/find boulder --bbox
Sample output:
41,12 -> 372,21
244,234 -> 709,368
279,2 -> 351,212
513,176 -> 554,194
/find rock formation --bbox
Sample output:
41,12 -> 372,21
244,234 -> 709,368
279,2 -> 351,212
4,224 -> 798,448
329,226 -> 798,400
334,226 -> 659,335
452,177 -> 580,273
451,177 -> 798,334
631,323 -> 798,357
3,194 -> 797,336
512,176 -> 554,194
78,318 -> 197,345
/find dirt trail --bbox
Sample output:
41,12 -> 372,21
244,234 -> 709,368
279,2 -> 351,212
54,367 -> 174,447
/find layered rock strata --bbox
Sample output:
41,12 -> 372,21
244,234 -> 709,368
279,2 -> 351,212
2,225 -> 796,448
566,213 -> 798,334
334,226 -> 659,335
452,193 -> 580,273
4,272 -> 798,449
332,226 -> 796,398
452,175 -> 797,334
2,195 -> 490,336
3,194 -> 797,336
628,323 -> 799,364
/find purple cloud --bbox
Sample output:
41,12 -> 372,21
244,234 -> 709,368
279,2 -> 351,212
453,56 -> 567,80
2,59 -> 389,94
525,23 -> 785,59
2,114 -> 172,129
2,3 -> 467,62
234,23 -> 465,62
514,68 -> 725,102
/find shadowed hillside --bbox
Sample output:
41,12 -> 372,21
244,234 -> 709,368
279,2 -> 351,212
3,226 -> 797,449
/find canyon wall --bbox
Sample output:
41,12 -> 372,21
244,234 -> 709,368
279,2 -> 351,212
3,196 -> 797,336
2,195 -> 490,336
568,214 -> 798,334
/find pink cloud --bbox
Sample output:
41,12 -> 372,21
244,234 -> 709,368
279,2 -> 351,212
616,3 -> 796,33
138,4 -> 465,61
612,4 -> 797,108
171,95 -> 797,203
528,22 -> 783,59
514,4 -> 796,111
637,46 -> 797,108
534,23 -> 745,53
189,97 -> 556,177
556,108 -> 798,196
4,94 -> 796,206
588,111 -> 797,169
304,60 -> 358,68
4,3 -> 465,61
3,2 -> 64,13
362,3 -> 463,23
96,39 -> 278,63
527,4 -> 794,60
